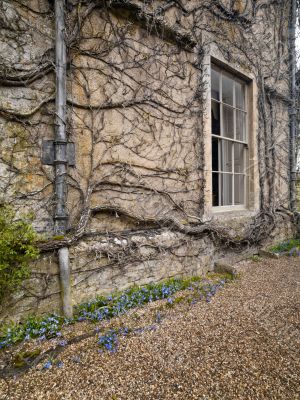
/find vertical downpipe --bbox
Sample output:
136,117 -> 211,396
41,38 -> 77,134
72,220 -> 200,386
55,0 -> 73,318
289,0 -> 297,212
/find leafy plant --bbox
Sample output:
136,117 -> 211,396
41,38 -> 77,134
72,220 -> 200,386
0,204 -> 39,301
98,329 -> 119,352
269,238 -> 300,255
0,314 -> 68,349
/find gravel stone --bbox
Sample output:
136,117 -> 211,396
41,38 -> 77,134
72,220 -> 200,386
0,257 -> 299,400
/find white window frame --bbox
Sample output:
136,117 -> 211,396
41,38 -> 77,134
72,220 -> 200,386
211,64 -> 249,211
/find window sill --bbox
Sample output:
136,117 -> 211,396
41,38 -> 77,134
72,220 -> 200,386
211,207 -> 257,220
213,205 -> 246,212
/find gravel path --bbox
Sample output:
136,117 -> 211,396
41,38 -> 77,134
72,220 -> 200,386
0,257 -> 299,400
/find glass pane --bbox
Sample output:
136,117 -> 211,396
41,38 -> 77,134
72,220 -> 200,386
234,175 -> 245,205
222,75 -> 234,105
234,143 -> 245,173
212,172 -> 219,206
211,101 -> 220,135
211,69 -> 220,100
236,110 -> 246,141
235,81 -> 245,110
220,140 -> 232,172
212,137 -> 219,171
222,105 -> 234,138
221,173 -> 233,206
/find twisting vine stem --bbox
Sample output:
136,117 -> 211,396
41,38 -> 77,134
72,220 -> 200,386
0,0 -> 298,316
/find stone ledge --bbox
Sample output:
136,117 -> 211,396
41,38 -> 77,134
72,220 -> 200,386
214,261 -> 239,276
258,249 -> 280,259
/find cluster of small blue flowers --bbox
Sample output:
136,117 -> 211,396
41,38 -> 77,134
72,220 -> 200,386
0,275 -> 231,350
74,279 -> 188,323
183,279 -> 226,304
0,314 -> 68,350
270,239 -> 300,256
42,359 -> 64,370
203,281 -> 225,303
98,328 -> 130,352
98,329 -> 118,352
289,247 -> 300,257
98,325 -> 158,352
132,325 -> 157,335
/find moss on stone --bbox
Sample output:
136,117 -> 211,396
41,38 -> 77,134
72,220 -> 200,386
13,349 -> 41,368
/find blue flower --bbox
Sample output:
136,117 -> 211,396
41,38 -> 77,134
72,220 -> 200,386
122,327 -> 129,336
155,312 -> 162,323
43,360 -> 52,370
289,247 -> 300,257
148,325 -> 157,331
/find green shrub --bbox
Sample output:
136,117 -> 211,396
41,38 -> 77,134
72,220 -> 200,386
0,204 -> 39,302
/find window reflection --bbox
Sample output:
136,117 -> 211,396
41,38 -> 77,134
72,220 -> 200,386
211,101 -> 220,135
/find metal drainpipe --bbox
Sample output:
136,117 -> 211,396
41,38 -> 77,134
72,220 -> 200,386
289,0 -> 297,213
55,0 -> 73,318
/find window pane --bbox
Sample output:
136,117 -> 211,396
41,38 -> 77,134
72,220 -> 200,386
212,137 -> 219,171
234,143 -> 245,173
222,105 -> 234,138
235,81 -> 245,110
222,75 -> 234,105
234,175 -> 245,205
211,66 -> 248,208
236,110 -> 246,141
211,101 -> 220,135
212,172 -> 219,206
221,173 -> 233,205
211,69 -> 220,100
220,140 -> 232,172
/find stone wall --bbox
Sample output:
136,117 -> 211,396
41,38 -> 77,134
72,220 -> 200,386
0,211 -> 295,323
296,173 -> 300,211
0,0 -> 295,322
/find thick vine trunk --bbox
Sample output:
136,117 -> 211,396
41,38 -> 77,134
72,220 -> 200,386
289,0 -> 297,212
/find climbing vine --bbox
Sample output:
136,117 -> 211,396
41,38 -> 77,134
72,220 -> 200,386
0,0 -> 297,313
